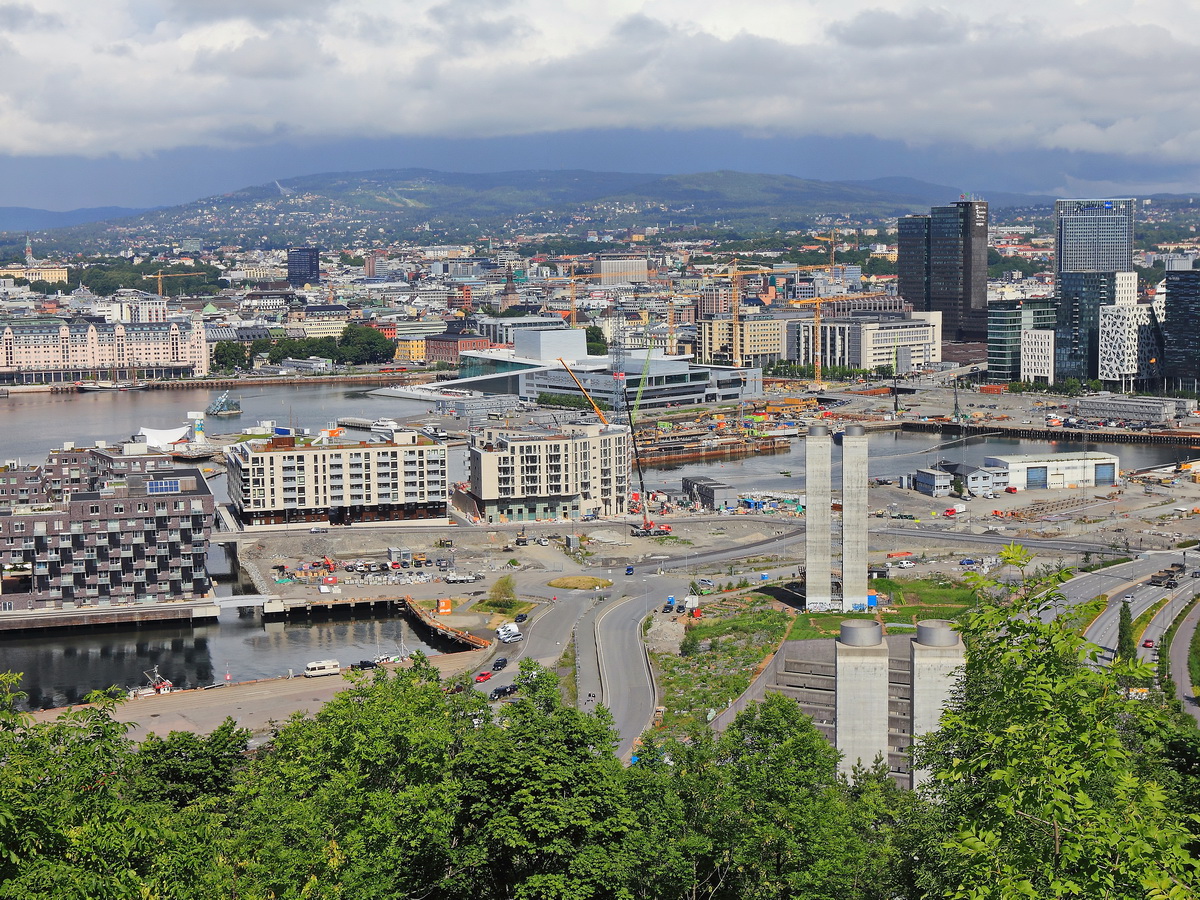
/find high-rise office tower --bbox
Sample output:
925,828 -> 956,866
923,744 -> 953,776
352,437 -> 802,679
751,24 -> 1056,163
1054,271 -> 1137,381
897,215 -> 931,312
1051,200 -> 1136,383
896,201 -> 988,342
287,247 -> 321,287
1162,270 -> 1200,392
1054,199 -> 1134,276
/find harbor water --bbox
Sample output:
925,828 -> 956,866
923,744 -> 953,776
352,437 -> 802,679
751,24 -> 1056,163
0,383 -> 1191,708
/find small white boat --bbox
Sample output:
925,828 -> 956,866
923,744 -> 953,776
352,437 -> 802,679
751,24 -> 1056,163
128,665 -> 177,698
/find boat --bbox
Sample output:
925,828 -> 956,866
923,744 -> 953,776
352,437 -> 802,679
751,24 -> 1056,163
780,471 -> 792,477
128,665 -> 177,699
76,380 -> 148,392
206,391 -> 242,417
371,418 -> 401,433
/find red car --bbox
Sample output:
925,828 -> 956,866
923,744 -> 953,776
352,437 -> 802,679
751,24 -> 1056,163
1142,639 -> 1155,649
474,671 -> 494,683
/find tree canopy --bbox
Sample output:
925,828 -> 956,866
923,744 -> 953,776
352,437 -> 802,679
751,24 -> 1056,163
2,551 -> 1199,899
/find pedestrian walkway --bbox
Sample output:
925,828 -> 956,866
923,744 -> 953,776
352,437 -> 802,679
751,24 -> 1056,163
1168,599 -> 1200,727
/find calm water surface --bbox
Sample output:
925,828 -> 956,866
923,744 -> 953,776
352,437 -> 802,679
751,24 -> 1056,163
0,384 -> 1191,707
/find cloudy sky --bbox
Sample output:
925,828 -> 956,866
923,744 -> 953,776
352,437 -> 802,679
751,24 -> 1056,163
3,0 -> 1198,209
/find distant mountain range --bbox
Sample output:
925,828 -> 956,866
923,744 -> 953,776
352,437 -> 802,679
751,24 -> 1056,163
0,206 -> 150,232
8,170 -> 1063,250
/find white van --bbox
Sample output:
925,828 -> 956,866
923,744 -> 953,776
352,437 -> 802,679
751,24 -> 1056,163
496,623 -> 519,637
303,659 -> 342,677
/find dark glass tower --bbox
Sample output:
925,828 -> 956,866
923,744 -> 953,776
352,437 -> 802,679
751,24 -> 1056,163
1163,270 -> 1200,391
287,247 -> 321,287
896,201 -> 988,342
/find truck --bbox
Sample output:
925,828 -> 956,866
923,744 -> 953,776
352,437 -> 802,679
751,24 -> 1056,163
1149,571 -> 1178,588
1167,561 -> 1187,575
944,503 -> 968,516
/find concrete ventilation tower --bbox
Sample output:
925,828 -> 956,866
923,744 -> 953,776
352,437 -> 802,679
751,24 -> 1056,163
804,425 -> 833,610
840,425 -> 869,609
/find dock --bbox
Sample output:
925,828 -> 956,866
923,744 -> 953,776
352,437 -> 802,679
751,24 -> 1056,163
901,420 -> 1200,447
0,599 -> 220,634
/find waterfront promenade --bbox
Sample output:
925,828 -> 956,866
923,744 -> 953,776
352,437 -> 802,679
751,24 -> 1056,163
29,649 -> 485,744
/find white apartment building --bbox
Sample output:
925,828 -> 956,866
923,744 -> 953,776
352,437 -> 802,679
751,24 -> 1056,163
789,313 -> 941,374
1020,329 -> 1056,383
463,423 -> 630,523
598,255 -> 649,285
225,432 -> 448,528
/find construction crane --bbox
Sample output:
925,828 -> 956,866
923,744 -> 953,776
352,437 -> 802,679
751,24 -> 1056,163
558,268 -> 609,327
790,292 -> 894,388
147,270 -> 195,297
813,229 -> 838,267
556,358 -> 609,425
621,370 -> 671,537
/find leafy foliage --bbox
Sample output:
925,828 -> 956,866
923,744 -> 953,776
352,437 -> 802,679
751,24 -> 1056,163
910,544 -> 1200,899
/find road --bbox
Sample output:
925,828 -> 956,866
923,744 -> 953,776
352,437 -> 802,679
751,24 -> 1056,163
1168,598 -> 1200,726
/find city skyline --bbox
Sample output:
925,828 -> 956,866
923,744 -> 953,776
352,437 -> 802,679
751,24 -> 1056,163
0,2 -> 1199,209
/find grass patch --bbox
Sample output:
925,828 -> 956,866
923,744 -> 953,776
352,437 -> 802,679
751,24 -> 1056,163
1133,596 -> 1173,640
547,575 -> 613,590
556,638 -> 577,706
1063,595 -> 1108,633
1189,611 -> 1200,696
650,598 -> 790,735
474,599 -> 537,617
652,535 -> 694,546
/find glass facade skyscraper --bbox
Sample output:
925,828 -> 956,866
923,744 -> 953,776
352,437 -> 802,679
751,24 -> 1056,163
1054,199 -> 1134,276
1163,270 -> 1200,392
287,247 -> 321,287
896,201 -> 988,342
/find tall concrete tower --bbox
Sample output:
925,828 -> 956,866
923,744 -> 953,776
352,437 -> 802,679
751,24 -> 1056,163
840,425 -> 869,609
804,425 -> 833,611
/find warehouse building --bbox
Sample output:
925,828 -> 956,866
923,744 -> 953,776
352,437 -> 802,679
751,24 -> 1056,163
984,451 -> 1120,490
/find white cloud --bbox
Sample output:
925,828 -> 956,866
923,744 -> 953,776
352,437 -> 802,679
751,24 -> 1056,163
0,0 -> 1197,167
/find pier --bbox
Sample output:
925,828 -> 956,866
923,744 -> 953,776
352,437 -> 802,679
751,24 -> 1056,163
901,420 -> 1200,447
0,599 -> 220,634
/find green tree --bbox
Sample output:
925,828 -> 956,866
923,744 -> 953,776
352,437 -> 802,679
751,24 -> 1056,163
909,544 -> 1200,899
1117,597 -> 1137,662
488,574 -> 516,607
211,341 -> 247,371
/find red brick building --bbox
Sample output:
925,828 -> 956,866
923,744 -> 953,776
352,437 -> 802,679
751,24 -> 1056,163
424,332 -> 490,365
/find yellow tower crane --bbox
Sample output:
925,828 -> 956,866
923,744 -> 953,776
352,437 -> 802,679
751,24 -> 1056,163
790,292 -> 894,388
556,357 -> 609,425
147,270 -> 196,296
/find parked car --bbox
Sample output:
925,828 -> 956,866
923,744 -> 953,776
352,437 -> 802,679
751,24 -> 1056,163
351,660 -> 378,670
474,671 -> 494,683
309,526 -> 329,533
514,613 -> 528,624
894,560 -> 915,569
492,657 -> 509,671
698,578 -> 715,588
959,559 -> 977,566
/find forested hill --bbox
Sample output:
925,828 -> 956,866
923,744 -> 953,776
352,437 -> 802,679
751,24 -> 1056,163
24,169 -> 1054,252
0,555 -> 1197,900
